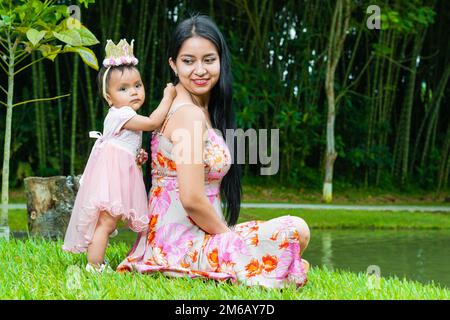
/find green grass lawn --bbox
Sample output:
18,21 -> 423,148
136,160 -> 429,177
242,184 -> 450,206
10,184 -> 450,206
9,210 -> 28,232
241,209 -> 450,229
9,208 -> 450,233
1,238 -> 448,299
5,192 -> 450,300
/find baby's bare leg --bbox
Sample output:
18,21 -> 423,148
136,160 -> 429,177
87,212 -> 120,266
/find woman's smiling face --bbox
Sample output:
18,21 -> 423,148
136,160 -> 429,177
169,36 -> 220,99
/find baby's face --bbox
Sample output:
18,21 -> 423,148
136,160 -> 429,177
106,67 -> 145,111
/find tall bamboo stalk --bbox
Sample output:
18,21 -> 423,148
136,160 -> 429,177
365,31 -> 382,187
70,55 -> 80,175
38,60 -> 48,170
376,30 -> 399,186
84,63 -> 96,130
32,53 -> 45,173
416,63 -> 450,171
55,58 -> 64,174
392,32 -> 425,185
437,118 -> 450,192
43,62 -> 59,171
147,0 -> 160,113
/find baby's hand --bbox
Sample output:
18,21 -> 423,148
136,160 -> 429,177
136,148 -> 148,166
163,83 -> 177,100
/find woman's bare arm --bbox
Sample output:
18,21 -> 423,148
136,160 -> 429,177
167,105 -> 230,234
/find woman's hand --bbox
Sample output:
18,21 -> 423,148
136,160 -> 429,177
136,148 -> 148,166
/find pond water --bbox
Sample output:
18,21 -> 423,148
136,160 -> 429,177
301,229 -> 450,289
111,228 -> 450,289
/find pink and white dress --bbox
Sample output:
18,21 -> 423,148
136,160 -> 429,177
63,106 -> 149,253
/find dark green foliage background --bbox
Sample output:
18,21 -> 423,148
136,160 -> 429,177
1,0 -> 449,192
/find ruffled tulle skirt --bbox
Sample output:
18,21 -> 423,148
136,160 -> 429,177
62,142 -> 149,253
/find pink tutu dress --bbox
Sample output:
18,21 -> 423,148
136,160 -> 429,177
62,106 -> 149,253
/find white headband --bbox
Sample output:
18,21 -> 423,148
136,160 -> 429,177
102,66 -> 112,103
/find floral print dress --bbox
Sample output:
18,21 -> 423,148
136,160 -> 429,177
117,104 -> 308,288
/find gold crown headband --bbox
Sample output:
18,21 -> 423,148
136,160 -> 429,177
102,39 -> 139,103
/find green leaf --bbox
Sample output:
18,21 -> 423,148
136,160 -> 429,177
53,5 -> 69,21
1,15 -> 11,25
16,27 -> 30,34
303,113 -> 309,123
34,20 -> 51,29
53,29 -> 82,46
26,28 -> 47,46
18,11 -> 26,22
31,0 -> 44,11
372,43 -> 393,56
63,46 -> 99,70
78,0 -> 96,9
37,44 -> 62,61
78,26 -> 99,46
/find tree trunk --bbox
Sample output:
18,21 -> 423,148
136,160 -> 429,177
0,38 -> 15,240
323,0 -> 350,203
24,176 -> 81,239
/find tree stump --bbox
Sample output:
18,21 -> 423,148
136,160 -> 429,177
24,176 -> 81,239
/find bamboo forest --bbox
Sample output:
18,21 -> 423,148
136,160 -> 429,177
1,0 -> 449,193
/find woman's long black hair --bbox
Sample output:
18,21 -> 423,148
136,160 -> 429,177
168,14 -> 242,226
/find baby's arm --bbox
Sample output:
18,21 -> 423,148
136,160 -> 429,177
123,83 -> 176,132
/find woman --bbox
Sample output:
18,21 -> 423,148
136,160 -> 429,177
117,14 -> 310,288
